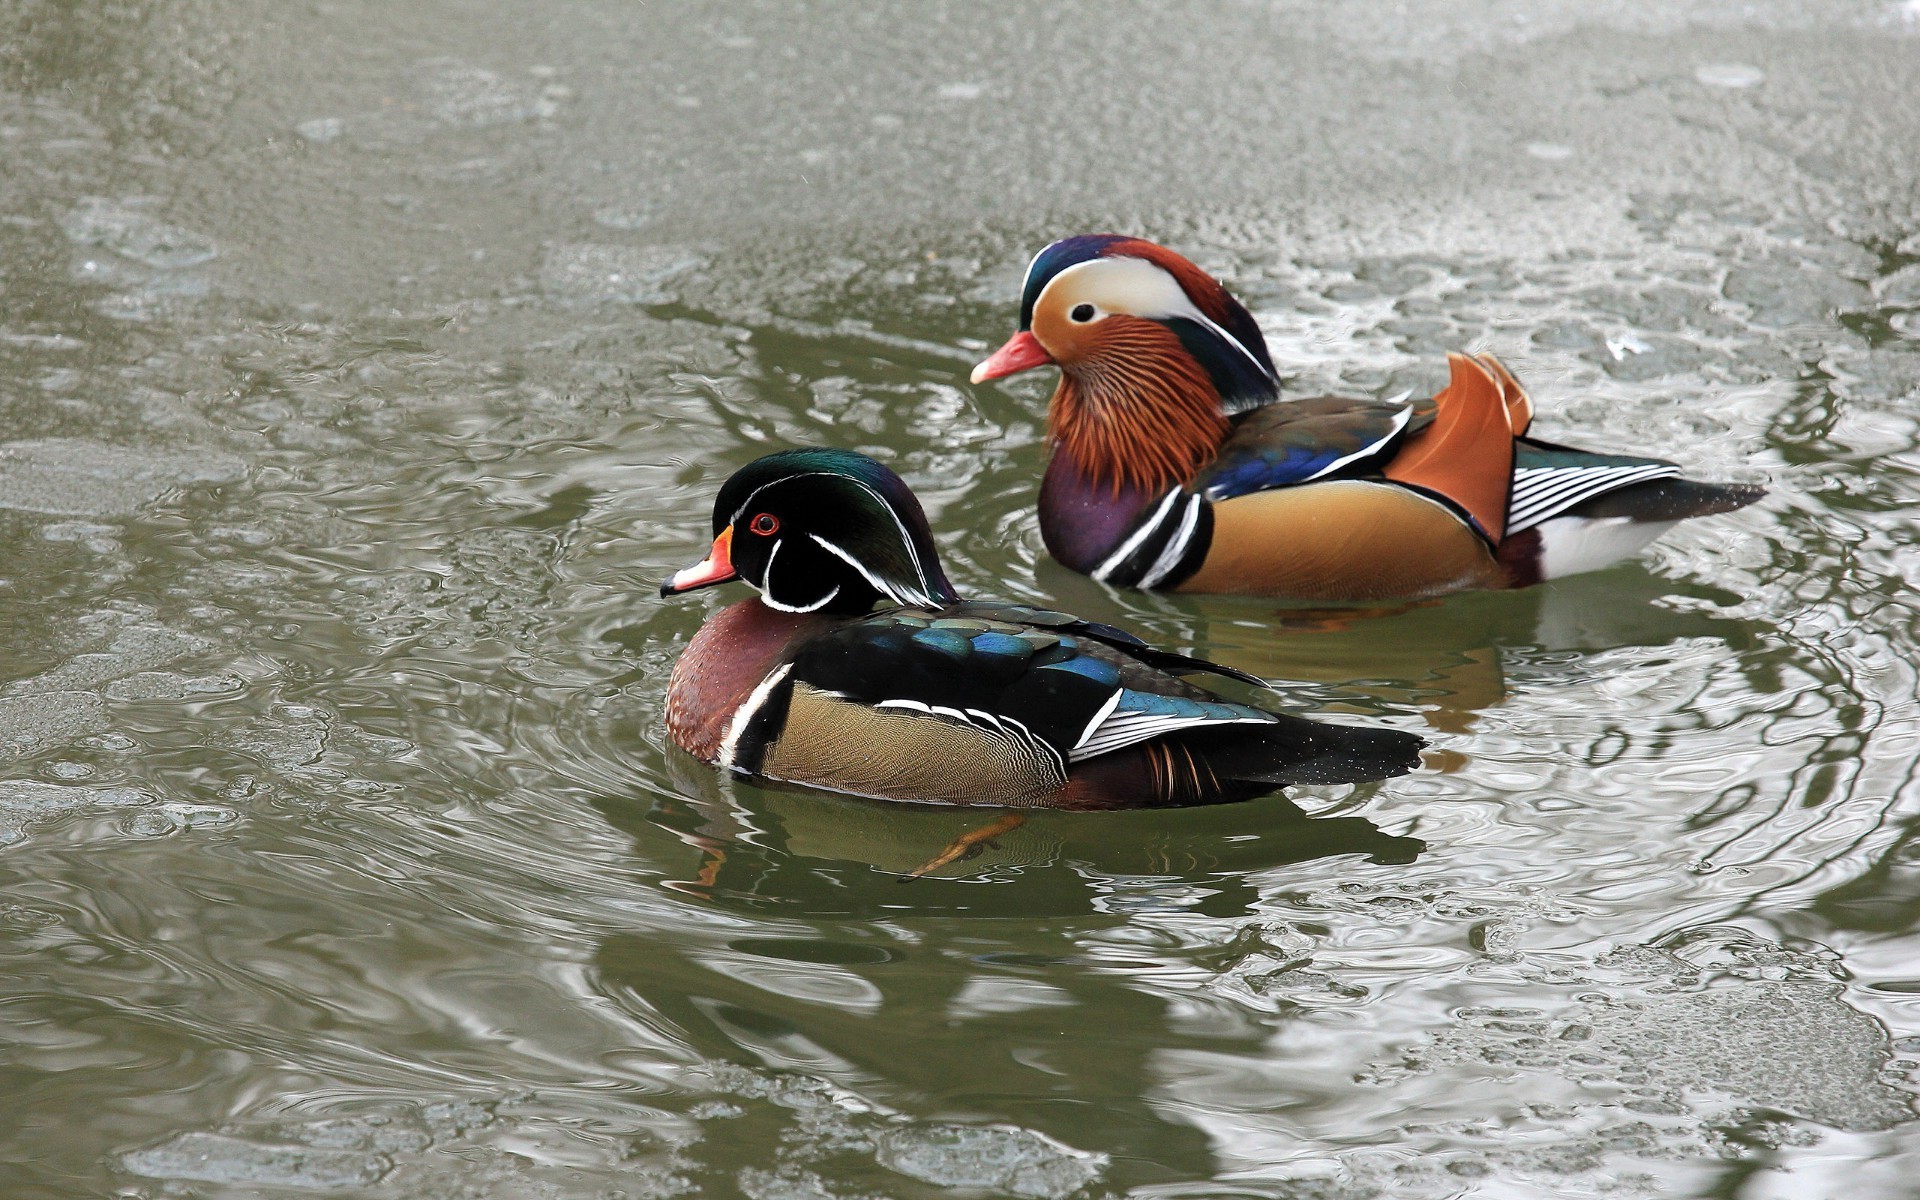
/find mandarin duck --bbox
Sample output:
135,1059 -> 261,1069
971,235 -> 1765,601
660,448 -> 1423,814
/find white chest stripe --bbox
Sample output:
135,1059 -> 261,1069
719,663 -> 793,771
1136,494 -> 1205,589
1092,488 -> 1182,582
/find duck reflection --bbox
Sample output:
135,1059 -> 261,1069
1039,558 -> 1766,734
589,747 -> 1422,919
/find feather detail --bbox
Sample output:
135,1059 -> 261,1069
1381,352 -> 1515,544
1050,316 -> 1229,496
1474,353 -> 1534,435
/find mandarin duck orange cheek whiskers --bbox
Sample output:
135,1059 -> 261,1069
973,234 -> 1765,602
661,447 -> 1423,814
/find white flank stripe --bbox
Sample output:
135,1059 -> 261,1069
1069,710 -> 1273,762
1071,689 -> 1125,753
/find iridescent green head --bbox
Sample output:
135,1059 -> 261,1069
661,448 -> 959,615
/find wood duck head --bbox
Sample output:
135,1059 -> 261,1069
660,448 -> 959,616
972,234 -> 1281,493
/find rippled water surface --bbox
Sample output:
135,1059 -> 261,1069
4,2 -> 1920,1197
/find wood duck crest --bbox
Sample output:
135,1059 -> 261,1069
974,234 -> 1766,600
661,447 -> 1424,810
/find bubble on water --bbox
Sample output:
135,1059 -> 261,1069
0,439 -> 247,517
688,1100 -> 745,1120
1723,260 -> 1870,328
0,781 -> 151,845
1524,141 -> 1574,161
8,624 -> 213,697
118,1131 -> 390,1189
416,57 -> 562,128
1695,62 -> 1766,88
1374,964 -> 1913,1134
874,1124 -> 1104,1198
58,197 -> 218,269
45,760 -> 93,780
538,243 -> 705,306
295,117 -> 346,143
592,204 -> 656,231
936,82 -> 983,100
220,707 -> 331,771
1874,263 -> 1920,307
737,1167 -> 836,1200
0,692 -> 109,757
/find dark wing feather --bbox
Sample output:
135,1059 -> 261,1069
946,601 -> 1269,686
1194,395 -> 1437,501
788,612 -> 1279,764
1508,439 -> 1763,530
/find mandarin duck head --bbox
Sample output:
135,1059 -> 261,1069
660,448 -> 958,616
972,235 -> 1281,492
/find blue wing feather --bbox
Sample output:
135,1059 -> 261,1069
1195,395 -> 1436,501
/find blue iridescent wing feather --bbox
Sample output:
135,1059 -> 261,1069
1193,395 -> 1437,501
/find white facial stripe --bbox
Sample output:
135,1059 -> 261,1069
809,533 -> 932,607
759,584 -> 840,614
727,470 -> 940,601
755,538 -> 842,613
1037,257 -> 1274,384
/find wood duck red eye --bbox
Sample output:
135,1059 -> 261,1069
748,513 -> 780,536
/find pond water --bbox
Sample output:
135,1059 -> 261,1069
3,2 -> 1920,1197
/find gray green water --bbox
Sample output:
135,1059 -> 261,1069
4,2 -> 1920,1196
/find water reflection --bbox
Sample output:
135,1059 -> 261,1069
7,0 -> 1920,1193
1041,559 -> 1769,735
591,748 -> 1423,918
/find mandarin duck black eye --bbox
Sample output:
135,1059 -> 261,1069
661,447 -> 1423,837
971,234 -> 1765,601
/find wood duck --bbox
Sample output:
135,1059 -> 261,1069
971,234 -> 1766,601
660,448 -> 1423,814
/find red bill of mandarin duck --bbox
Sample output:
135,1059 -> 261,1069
972,234 -> 1765,601
661,448 -> 1423,812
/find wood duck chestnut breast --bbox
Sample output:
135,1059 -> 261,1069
661,448 -> 1423,810
972,234 -> 1765,601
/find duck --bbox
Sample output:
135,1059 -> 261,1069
970,234 -> 1765,601
660,447 -> 1424,818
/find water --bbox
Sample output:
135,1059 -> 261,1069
2,1 -> 1919,1196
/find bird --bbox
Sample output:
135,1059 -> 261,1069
659,447 -> 1424,829
970,234 -> 1765,601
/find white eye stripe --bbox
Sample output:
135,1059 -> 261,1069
1037,257 -> 1274,384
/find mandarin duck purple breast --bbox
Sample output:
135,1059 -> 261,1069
971,235 -> 1765,601
660,448 -> 1423,810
